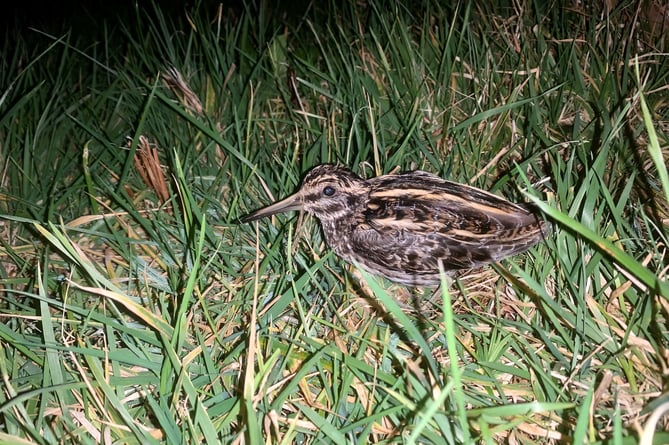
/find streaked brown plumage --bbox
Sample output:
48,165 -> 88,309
242,164 -> 549,286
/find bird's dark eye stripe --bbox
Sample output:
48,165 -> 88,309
323,186 -> 336,196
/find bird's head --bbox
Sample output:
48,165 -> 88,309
242,164 -> 368,223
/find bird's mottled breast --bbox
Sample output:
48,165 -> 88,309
318,194 -> 369,258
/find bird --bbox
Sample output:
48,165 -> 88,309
242,164 -> 550,286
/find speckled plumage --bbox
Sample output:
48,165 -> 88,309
242,164 -> 550,286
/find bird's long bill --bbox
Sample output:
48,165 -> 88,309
241,193 -> 303,223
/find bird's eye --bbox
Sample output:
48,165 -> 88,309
323,186 -> 336,196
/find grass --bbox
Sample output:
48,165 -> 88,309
1,0 -> 668,443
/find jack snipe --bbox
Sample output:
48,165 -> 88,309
242,164 -> 549,286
